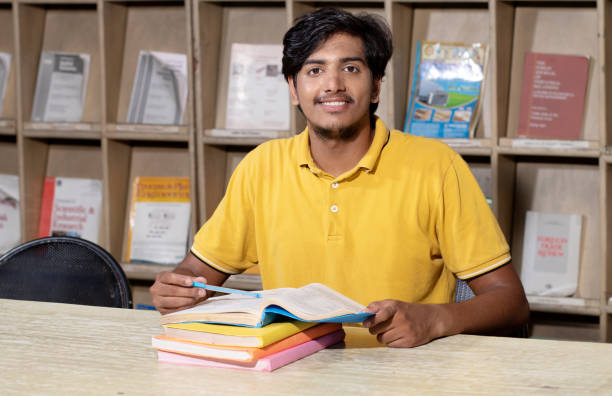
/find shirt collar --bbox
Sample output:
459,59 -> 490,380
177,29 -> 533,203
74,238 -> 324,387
296,117 -> 390,177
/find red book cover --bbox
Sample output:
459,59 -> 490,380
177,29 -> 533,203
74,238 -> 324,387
37,177 -> 55,237
517,52 -> 589,140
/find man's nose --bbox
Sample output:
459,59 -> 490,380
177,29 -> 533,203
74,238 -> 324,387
324,69 -> 345,93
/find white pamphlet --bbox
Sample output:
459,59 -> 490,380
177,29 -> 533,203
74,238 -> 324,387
520,211 -> 583,297
127,51 -> 188,125
225,43 -> 289,131
0,174 -> 20,254
0,52 -> 11,117
38,177 -> 103,244
31,52 -> 90,122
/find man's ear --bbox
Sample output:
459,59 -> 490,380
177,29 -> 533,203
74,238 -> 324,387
288,75 -> 300,106
370,77 -> 382,104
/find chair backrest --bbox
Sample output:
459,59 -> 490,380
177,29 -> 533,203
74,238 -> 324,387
0,236 -> 132,308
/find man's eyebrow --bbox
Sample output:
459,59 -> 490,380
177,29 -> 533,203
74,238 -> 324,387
303,57 -> 366,66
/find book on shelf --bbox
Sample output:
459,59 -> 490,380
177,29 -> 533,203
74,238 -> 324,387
126,177 -> 191,265
31,51 -> 90,123
156,329 -> 345,372
153,322 -> 341,362
0,52 -> 11,117
520,211 -> 583,297
225,43 -> 289,133
404,41 -> 488,139
163,320 -> 317,348
126,51 -> 188,125
517,52 -> 589,140
160,282 -> 373,327
38,176 -> 102,243
0,174 -> 20,254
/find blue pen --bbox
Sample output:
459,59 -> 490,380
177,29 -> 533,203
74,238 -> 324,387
192,282 -> 262,298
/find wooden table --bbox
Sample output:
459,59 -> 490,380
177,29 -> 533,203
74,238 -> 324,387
1,299 -> 611,394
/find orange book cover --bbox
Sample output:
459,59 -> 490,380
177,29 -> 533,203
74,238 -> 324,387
152,322 -> 341,362
517,52 -> 589,140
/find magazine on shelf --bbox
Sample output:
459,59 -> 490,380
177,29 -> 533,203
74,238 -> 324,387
520,211 -> 583,297
404,41 -> 487,139
38,176 -> 103,243
126,177 -> 191,265
225,43 -> 289,133
31,52 -> 90,122
0,174 -> 20,254
517,52 -> 589,140
127,51 -> 188,125
0,52 -> 11,117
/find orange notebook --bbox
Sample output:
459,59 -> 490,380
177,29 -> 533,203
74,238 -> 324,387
152,322 -> 341,362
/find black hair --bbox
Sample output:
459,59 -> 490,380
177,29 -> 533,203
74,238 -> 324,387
282,8 -> 393,116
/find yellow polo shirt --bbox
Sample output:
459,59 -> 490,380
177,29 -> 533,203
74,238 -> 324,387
191,118 -> 510,306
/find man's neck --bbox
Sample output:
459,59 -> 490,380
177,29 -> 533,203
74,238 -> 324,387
308,121 -> 375,178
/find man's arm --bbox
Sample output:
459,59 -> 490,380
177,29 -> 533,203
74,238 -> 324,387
363,264 -> 529,347
150,252 -> 229,314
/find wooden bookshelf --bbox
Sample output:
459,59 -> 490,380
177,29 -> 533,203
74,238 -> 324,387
1,0 -> 611,341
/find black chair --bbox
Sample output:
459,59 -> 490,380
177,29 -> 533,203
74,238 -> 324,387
0,236 -> 132,308
455,278 -> 528,338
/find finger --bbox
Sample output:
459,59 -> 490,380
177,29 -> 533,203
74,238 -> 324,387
364,305 -> 396,329
153,296 -> 201,314
156,271 -> 199,287
376,328 -> 405,347
153,282 -> 206,299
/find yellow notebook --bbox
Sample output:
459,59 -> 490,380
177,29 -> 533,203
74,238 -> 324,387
163,320 -> 316,348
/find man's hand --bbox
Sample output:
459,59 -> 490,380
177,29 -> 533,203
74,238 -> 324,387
362,300 -> 447,348
149,271 -> 208,314
149,252 -> 230,314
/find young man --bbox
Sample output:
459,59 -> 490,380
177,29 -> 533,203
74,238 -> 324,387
150,8 -> 529,347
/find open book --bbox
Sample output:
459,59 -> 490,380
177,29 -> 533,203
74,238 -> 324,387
160,283 -> 373,327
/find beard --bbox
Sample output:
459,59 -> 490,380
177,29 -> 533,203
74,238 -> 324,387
311,121 -> 361,141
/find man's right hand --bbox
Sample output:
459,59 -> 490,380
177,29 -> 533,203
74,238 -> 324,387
149,271 -> 208,314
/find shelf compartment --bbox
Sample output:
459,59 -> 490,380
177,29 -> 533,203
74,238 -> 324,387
498,138 -> 600,158
101,0 -> 192,131
20,138 -> 105,243
499,155 -> 600,301
16,2 -> 101,126
501,2 -> 599,145
389,2 -> 491,136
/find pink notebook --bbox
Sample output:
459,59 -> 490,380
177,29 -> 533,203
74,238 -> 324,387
157,329 -> 345,372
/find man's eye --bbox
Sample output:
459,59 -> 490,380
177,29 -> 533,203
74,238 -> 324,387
344,65 -> 359,72
307,67 -> 322,75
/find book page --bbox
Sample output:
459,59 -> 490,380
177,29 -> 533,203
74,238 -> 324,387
127,51 -> 188,125
31,52 -> 90,122
0,52 -> 10,117
225,43 -> 289,131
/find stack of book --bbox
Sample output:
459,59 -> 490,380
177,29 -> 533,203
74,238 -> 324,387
152,283 -> 372,371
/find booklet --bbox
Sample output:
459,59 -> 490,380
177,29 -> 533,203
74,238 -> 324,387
520,211 -> 583,297
0,52 -> 10,117
37,176 -> 103,243
127,51 -> 188,125
225,43 -> 289,132
404,41 -> 487,138
31,52 -> 90,122
126,177 -> 191,265
160,283 -> 373,327
0,174 -> 20,254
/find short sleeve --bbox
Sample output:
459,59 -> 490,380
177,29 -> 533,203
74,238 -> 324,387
436,153 -> 511,280
190,154 -> 258,274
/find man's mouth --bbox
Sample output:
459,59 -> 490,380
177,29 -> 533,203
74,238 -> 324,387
315,95 -> 354,110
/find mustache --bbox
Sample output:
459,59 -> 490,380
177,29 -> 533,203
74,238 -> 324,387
314,94 -> 354,105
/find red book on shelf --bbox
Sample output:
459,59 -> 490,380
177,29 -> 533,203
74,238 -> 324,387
517,52 -> 589,140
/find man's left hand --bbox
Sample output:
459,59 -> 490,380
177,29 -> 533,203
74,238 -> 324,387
362,300 -> 448,348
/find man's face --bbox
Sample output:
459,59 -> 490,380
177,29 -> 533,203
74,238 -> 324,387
288,33 -> 381,140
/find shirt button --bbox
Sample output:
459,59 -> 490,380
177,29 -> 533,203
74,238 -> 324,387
330,205 -> 338,213
331,182 -> 338,189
